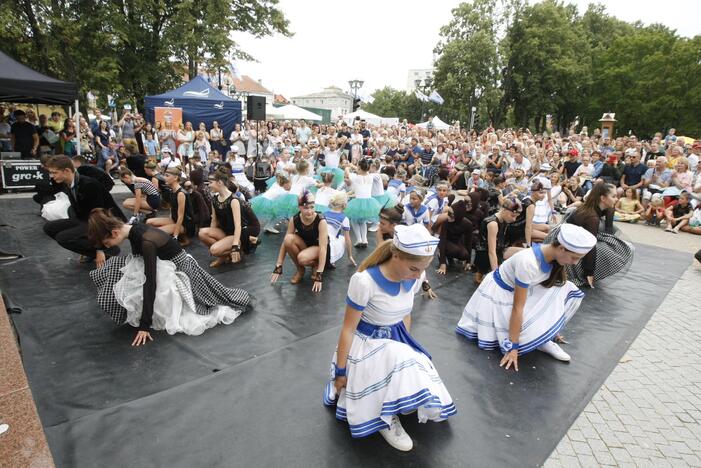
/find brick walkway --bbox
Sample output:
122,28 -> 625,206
545,246 -> 701,467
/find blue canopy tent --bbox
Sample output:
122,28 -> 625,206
144,76 -> 241,137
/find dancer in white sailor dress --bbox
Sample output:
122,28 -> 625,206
323,224 -> 455,451
323,192 -> 356,267
227,148 -> 255,193
456,224 -> 596,367
402,189 -> 431,228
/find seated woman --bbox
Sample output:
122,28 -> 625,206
198,170 -> 261,267
434,196 -> 473,275
473,197 -> 522,284
323,192 -> 356,268
323,224 -> 455,451
665,191 -> 693,233
614,187 -> 644,223
270,191 -> 329,292
505,180 -> 549,247
119,168 -> 161,220
146,167 -> 195,246
681,204 -> 701,235
457,224 -> 596,366
87,208 -> 250,346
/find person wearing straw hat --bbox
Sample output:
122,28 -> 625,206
457,224 -> 597,367
323,224 -> 455,451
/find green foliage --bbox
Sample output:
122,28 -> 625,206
0,0 -> 290,109
363,87 -> 423,122
433,0 -> 701,137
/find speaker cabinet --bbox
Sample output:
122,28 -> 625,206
247,95 -> 266,120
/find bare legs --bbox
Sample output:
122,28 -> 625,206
281,234 -> 320,283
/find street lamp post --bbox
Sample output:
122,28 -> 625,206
469,106 -> 477,131
348,79 -> 364,113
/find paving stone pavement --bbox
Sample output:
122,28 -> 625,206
545,258 -> 701,468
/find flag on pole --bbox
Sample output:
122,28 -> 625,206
228,61 -> 242,80
415,90 -> 429,102
429,90 -> 444,105
360,94 -> 375,104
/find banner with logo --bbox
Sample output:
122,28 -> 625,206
1,160 -> 45,189
154,107 -> 183,130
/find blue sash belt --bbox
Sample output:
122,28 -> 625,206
356,320 -> 432,360
493,268 -> 514,292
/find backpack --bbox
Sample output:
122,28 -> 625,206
254,160 -> 272,180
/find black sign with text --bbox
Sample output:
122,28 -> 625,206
1,160 -> 45,189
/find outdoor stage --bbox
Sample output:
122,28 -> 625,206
0,195 -> 689,467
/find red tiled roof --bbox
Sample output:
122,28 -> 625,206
230,75 -> 272,94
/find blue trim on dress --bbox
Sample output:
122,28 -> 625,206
367,265 -> 416,296
532,244 -> 553,273
493,268 -> 514,292
356,320 -> 432,360
345,296 -> 365,311
515,278 -> 530,289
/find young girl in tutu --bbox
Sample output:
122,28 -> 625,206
250,173 -> 292,234
323,192 -> 356,267
270,191 -> 329,291
369,160 -> 396,209
323,224 -> 454,451
87,208 -> 250,346
227,148 -> 255,194
314,172 -> 339,213
344,158 -> 382,248
320,138 -> 345,188
457,224 -> 596,366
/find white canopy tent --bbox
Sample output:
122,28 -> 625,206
342,109 -> 399,127
274,104 -> 323,121
265,103 -> 284,120
416,116 -> 450,130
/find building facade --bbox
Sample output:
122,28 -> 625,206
290,86 -> 353,120
406,68 -> 434,92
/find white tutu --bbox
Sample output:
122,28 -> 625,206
114,256 -> 241,336
233,172 -> 254,192
457,272 -> 584,354
41,192 -> 70,221
323,330 -> 456,438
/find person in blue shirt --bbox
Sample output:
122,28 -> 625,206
591,150 -> 604,178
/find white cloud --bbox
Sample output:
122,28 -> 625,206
232,0 -> 698,99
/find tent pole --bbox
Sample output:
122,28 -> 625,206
75,99 -> 81,156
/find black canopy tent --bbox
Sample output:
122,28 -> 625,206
0,50 -> 78,104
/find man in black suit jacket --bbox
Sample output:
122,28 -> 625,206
71,155 -> 115,192
43,155 -> 126,266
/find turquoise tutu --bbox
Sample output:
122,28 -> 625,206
265,176 -> 277,189
344,197 -> 381,223
250,196 -> 277,224
372,192 -> 398,210
319,167 -> 345,189
274,193 -> 300,220
314,203 -> 329,213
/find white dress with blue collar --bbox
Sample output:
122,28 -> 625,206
323,266 -> 456,438
457,244 -> 585,355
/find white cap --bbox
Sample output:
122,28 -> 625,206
230,146 -> 239,153
393,224 -> 439,256
557,224 -> 596,255
472,169 -> 481,175
161,147 -> 172,153
539,163 -> 552,171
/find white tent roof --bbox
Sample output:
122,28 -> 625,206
275,104 -> 323,121
416,116 -> 450,130
342,109 -> 399,126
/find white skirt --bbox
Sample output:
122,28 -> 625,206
323,330 -> 456,438
232,172 -> 254,192
114,256 -> 242,336
328,234 -> 345,265
41,192 -> 71,221
457,273 -> 584,354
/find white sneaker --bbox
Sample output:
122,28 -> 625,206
379,415 -> 413,451
367,223 -> 379,232
537,341 -> 571,362
264,226 -> 280,234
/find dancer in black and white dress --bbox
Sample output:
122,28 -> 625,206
87,209 -> 250,346
119,168 -> 162,219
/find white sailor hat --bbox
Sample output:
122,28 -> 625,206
230,146 -> 239,153
393,224 -> 439,256
557,224 -> 596,255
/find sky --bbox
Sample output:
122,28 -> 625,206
232,0 -> 699,99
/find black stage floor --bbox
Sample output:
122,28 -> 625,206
0,196 -> 690,467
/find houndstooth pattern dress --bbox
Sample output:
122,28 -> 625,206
90,251 -> 250,326
544,211 -> 634,287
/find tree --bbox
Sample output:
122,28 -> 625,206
0,0 -> 290,109
363,87 -> 423,123
432,0 -> 514,127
